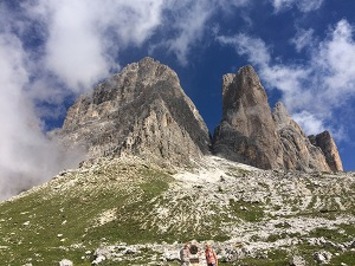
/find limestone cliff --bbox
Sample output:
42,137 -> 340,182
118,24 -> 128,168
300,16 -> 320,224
57,59 -> 343,172
273,102 -> 330,171
58,57 -> 211,165
309,131 -> 343,172
213,65 -> 342,172
213,66 -> 283,169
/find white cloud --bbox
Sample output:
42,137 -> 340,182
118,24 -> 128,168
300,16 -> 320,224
157,0 -> 252,65
318,20 -> 355,99
217,34 -> 271,66
271,0 -> 294,11
292,111 -> 325,135
43,2 -> 113,92
271,0 -> 324,13
0,33 -> 83,200
27,0 -> 165,93
291,28 -> 315,52
215,0 -> 251,14
217,19 -> 355,139
28,0 -> 252,82
162,0 -> 214,65
297,0 -> 324,12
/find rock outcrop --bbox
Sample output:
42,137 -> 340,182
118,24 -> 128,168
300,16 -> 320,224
273,102 -> 331,172
57,57 -> 211,165
309,131 -> 343,171
213,65 -> 341,172
213,66 -> 283,169
57,58 -> 342,172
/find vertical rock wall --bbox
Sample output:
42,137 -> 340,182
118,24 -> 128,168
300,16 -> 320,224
213,65 -> 342,172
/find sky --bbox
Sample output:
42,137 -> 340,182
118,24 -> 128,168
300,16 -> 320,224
1,0 -> 355,199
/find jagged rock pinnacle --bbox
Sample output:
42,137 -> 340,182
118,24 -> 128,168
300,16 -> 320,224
213,65 -> 341,172
309,131 -> 343,171
272,102 -> 331,172
213,65 -> 283,170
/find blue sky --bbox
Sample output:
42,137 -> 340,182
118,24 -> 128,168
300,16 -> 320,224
1,0 -> 355,198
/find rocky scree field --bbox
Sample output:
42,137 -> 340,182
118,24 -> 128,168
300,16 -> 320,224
1,156 -> 355,265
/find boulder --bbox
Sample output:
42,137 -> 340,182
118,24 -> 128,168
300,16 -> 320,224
313,251 -> 332,264
59,259 -> 73,266
289,255 -> 306,266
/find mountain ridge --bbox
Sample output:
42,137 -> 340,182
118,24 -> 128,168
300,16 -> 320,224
0,58 -> 351,265
57,57 -> 342,172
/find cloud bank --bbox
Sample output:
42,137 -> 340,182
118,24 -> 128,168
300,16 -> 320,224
0,31 -> 83,200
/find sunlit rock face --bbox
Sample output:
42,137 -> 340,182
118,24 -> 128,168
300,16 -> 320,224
213,65 -> 340,172
309,131 -> 343,172
58,57 -> 211,165
272,102 -> 330,172
57,58 -> 342,172
213,66 -> 283,170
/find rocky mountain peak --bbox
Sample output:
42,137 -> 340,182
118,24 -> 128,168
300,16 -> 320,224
222,65 -> 268,125
213,65 -> 283,170
213,65 -> 342,172
309,131 -> 343,172
272,103 -> 331,172
57,57 -> 343,172
58,57 -> 211,165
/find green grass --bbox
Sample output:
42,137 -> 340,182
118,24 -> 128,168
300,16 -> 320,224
236,249 -> 290,266
0,161 -> 234,265
339,223 -> 355,237
330,251 -> 355,265
228,199 -> 265,222
0,162 -> 173,265
2,160 -> 355,265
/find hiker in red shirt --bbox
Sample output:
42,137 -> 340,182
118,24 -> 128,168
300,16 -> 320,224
205,244 -> 218,266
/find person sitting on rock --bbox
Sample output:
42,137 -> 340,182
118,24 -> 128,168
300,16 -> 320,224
180,243 -> 190,266
205,244 -> 218,266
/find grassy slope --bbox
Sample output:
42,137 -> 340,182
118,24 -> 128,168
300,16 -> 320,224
0,160 -> 174,265
1,158 -> 355,265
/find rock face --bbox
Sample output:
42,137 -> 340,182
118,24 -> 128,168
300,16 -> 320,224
272,102 -> 331,172
57,58 -> 342,172
213,65 -> 341,172
58,57 -> 211,165
309,131 -> 343,171
213,66 -> 283,169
